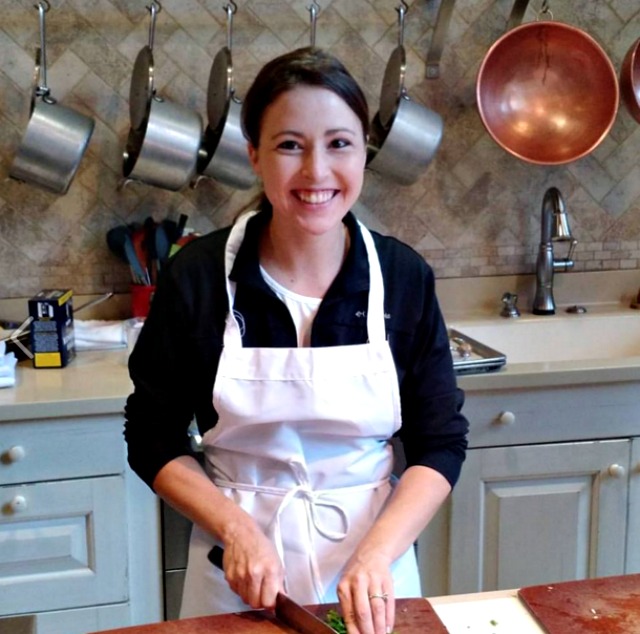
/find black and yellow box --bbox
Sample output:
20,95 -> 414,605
28,289 -> 76,368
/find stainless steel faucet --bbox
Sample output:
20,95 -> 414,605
532,187 -> 577,315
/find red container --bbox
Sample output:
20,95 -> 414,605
131,284 -> 155,318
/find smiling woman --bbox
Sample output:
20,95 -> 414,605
124,46 -> 468,634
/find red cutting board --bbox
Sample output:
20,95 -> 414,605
518,574 -> 640,633
90,598 -> 449,634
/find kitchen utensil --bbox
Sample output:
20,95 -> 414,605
9,2 -> 94,195
131,225 -> 151,285
620,37 -> 640,123
154,224 -> 171,270
122,2 -> 202,191
518,574 -> 640,633
367,3 -> 443,185
195,2 -> 256,191
208,546 -> 334,634
476,13 -> 619,165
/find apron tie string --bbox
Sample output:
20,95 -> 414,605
213,476 -> 387,601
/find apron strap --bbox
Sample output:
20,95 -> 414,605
222,213 -> 387,347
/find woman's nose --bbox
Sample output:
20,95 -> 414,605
301,148 -> 329,179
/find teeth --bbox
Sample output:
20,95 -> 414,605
297,190 -> 334,204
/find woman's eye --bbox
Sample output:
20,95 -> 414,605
277,140 -> 301,151
330,138 -> 351,149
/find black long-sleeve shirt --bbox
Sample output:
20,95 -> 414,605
125,211 -> 468,490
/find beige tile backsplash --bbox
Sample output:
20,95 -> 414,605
0,0 -> 639,300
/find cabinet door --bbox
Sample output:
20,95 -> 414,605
628,438 -> 640,574
449,440 -> 630,594
0,476 -> 128,615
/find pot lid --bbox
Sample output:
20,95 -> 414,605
378,45 -> 406,128
207,46 -> 233,132
129,45 -> 154,131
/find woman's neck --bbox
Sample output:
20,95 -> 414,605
259,219 -> 350,298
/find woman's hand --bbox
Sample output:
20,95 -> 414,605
337,550 -> 395,634
221,527 -> 285,610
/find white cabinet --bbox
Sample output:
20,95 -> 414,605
0,415 -> 162,634
418,381 -> 640,597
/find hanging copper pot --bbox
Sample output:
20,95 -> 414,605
476,19 -> 619,165
620,37 -> 640,123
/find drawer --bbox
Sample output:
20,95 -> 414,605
465,382 -> 640,448
0,476 -> 128,615
0,416 -> 124,485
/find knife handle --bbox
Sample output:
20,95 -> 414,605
208,545 -> 224,570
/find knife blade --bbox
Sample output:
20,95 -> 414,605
208,545 -> 336,634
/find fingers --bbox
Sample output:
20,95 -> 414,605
222,541 -> 284,609
337,576 -> 395,634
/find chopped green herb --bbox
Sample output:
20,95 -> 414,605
490,618 -> 498,626
324,608 -> 397,634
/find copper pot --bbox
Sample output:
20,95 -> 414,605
620,37 -> 640,123
476,20 -> 619,165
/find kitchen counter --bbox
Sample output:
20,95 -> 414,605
0,349 -> 131,422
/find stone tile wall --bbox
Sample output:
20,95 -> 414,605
0,0 -> 638,298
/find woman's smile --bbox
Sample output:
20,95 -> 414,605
294,189 -> 338,205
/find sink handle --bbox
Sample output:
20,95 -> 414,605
501,292 -> 521,318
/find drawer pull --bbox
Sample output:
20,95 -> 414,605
607,464 -> 625,479
9,495 -> 28,513
7,445 -> 26,463
497,411 -> 516,425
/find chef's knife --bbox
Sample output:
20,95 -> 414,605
208,545 -> 336,634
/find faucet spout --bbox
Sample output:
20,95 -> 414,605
533,187 -> 577,315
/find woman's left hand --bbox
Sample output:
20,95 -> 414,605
336,551 -> 394,634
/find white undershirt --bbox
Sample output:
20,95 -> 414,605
260,266 -> 322,347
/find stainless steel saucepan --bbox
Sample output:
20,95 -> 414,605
10,1 -> 95,195
194,1 -> 256,190
122,2 -> 202,191
367,2 -> 444,186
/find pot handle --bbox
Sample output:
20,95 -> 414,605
34,0 -> 56,104
425,0 -> 456,79
224,2 -> 237,94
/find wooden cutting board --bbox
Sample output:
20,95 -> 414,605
90,598 -> 449,634
518,574 -> 640,634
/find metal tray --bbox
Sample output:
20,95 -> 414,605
449,328 -> 507,375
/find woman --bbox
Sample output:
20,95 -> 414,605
125,47 -> 468,634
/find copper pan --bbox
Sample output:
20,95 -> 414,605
620,37 -> 640,123
476,20 -> 619,165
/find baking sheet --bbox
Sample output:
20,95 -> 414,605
449,328 -> 507,374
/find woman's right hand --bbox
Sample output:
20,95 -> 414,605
220,528 -> 285,609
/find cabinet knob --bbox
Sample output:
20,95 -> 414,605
7,445 -> 26,463
9,495 -> 28,513
497,411 -> 516,425
608,464 -> 626,479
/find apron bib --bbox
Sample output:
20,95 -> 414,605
180,212 -> 421,618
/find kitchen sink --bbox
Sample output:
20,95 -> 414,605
451,307 -> 640,364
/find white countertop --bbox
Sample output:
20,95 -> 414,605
0,349 -> 131,422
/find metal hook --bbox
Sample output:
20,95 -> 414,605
146,2 -> 162,50
33,0 -> 50,11
308,2 -> 320,46
224,1 -> 237,14
539,0 -> 552,18
396,2 -> 407,47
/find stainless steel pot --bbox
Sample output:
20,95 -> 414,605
10,3 -> 94,195
122,2 -> 202,191
195,3 -> 256,190
366,4 -> 443,185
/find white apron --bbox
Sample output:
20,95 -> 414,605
180,212 -> 421,618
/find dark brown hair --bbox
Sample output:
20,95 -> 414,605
241,46 -> 370,147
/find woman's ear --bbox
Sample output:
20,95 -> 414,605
247,143 -> 261,177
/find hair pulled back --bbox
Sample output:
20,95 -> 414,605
241,46 -> 369,148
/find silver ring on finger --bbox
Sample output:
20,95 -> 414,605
368,592 -> 388,602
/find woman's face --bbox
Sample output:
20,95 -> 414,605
248,85 -> 367,237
